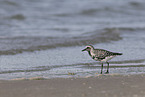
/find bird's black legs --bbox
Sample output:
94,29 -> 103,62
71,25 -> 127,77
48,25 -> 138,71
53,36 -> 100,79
105,62 -> 109,74
101,63 -> 103,74
100,62 -> 109,74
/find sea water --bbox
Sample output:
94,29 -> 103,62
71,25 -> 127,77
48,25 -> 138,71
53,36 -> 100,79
0,0 -> 145,80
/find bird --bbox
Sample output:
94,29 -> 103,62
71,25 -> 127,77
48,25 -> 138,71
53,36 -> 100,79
82,45 -> 122,74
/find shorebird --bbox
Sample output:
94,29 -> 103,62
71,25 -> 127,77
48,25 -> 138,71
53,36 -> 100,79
82,45 -> 122,74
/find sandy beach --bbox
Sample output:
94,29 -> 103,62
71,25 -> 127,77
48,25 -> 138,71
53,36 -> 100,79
0,74 -> 145,97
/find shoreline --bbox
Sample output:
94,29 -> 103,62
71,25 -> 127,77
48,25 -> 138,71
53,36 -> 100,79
0,74 -> 145,97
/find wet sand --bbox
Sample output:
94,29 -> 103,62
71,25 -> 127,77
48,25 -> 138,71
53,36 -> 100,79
0,74 -> 145,97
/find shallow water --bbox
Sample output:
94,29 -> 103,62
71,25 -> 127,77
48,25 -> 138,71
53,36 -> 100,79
1,31 -> 145,80
0,0 -> 145,80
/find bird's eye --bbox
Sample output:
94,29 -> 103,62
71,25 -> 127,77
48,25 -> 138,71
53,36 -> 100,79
87,47 -> 90,49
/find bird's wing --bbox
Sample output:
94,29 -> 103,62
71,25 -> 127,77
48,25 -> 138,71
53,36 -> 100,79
94,49 -> 113,59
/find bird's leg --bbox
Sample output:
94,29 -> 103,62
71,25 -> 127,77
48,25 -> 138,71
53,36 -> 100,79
105,62 -> 109,74
101,63 -> 103,74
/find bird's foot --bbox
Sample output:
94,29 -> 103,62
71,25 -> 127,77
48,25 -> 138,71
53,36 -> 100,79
105,71 -> 109,74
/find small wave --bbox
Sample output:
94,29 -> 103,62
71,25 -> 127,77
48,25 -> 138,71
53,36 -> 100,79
9,14 -> 25,20
11,77 -> 47,80
81,9 -> 100,15
2,1 -> 18,6
129,1 -> 143,8
0,27 -> 144,55
0,31 -> 122,55
1,59 -> 145,75
104,27 -> 145,32
0,64 -> 77,74
0,68 -> 50,74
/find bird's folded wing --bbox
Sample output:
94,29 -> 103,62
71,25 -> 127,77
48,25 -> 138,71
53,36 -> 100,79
94,50 -> 113,59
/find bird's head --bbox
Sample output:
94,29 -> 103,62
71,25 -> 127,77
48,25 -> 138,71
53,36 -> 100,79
82,45 -> 94,52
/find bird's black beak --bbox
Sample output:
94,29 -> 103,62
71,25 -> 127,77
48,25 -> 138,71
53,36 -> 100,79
82,48 -> 87,51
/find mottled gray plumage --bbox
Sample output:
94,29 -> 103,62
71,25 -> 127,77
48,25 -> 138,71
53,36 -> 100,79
91,48 -> 122,61
82,45 -> 122,74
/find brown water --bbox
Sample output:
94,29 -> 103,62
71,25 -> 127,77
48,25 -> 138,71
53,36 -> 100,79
0,0 -> 145,80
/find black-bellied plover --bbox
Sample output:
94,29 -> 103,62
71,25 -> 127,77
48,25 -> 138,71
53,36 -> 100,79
82,45 -> 122,74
